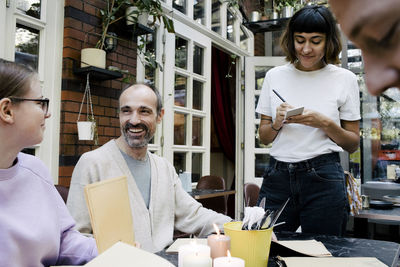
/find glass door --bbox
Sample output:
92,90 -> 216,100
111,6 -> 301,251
244,57 -> 286,186
0,0 -> 64,181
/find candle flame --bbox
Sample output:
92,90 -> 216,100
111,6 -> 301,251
213,223 -> 220,235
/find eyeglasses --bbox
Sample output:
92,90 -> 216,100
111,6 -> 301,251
9,97 -> 50,116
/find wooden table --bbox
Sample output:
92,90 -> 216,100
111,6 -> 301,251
353,206 -> 400,241
189,189 -> 236,200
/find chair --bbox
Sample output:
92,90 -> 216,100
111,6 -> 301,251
196,175 -> 227,215
55,184 -> 69,203
244,183 -> 260,207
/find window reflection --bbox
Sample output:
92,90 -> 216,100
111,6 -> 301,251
212,0 -> 221,34
193,80 -> 203,110
255,153 -> 270,177
143,33 -> 156,85
192,116 -> 203,146
192,153 -> 202,183
15,24 -> 39,70
194,0 -> 205,25
240,26 -> 249,50
173,0 -> 187,14
175,74 -> 187,107
16,0 -> 41,19
175,36 -> 188,69
193,45 -> 204,75
227,10 -> 235,42
174,152 -> 186,174
174,113 -> 187,145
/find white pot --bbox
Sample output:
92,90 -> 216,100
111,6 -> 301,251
281,6 -> 294,18
126,6 -> 149,26
81,48 -> 106,68
77,121 -> 96,140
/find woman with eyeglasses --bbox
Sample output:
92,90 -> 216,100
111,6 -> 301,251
0,59 -> 97,266
256,6 -> 360,236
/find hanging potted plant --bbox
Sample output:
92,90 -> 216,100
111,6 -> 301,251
77,73 -> 99,145
81,0 -> 132,69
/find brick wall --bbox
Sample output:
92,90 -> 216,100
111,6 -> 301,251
60,0 -> 137,186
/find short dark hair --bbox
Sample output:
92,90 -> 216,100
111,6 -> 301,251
119,83 -> 163,116
0,59 -> 37,99
280,5 -> 342,64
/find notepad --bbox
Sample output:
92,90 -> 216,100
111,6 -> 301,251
84,176 -> 135,253
280,257 -> 387,267
85,241 -> 175,267
274,240 -> 332,257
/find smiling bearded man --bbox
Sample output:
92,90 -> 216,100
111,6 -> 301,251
67,83 -> 232,253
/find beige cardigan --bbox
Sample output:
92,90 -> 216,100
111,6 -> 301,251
67,140 -> 231,252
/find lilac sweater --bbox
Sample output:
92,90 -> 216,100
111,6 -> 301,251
0,153 -> 97,267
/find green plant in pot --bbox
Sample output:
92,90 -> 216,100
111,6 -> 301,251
126,0 -> 175,33
81,0 -> 132,69
274,0 -> 299,18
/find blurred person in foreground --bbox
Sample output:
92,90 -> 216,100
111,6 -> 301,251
0,59 -> 97,267
329,0 -> 400,95
67,83 -> 231,253
256,5 -> 360,236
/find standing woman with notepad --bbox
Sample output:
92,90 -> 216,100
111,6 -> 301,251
0,60 -> 97,266
255,5 -> 360,236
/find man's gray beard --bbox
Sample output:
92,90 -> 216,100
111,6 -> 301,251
123,131 -> 153,148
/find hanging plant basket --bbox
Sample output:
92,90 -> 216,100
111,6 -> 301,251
77,73 -> 98,145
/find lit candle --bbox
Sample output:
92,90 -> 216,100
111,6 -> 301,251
213,251 -> 245,267
178,240 -> 211,267
207,223 -> 231,259
182,252 -> 212,267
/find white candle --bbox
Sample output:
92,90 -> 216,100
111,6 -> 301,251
213,251 -> 245,267
207,224 -> 231,259
182,253 -> 212,267
178,241 -> 210,267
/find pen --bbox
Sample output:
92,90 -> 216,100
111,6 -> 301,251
272,89 -> 286,102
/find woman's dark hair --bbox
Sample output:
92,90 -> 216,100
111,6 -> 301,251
280,5 -> 342,64
0,59 -> 36,99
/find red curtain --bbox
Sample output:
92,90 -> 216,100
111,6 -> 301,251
211,47 -> 235,163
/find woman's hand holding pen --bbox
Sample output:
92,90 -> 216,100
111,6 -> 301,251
275,103 -> 293,128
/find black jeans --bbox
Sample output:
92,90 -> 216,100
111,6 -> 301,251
257,152 -> 348,236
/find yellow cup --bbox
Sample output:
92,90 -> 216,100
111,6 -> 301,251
223,221 -> 273,267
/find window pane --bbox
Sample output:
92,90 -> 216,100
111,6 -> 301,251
255,153 -> 270,177
227,10 -> 235,42
174,112 -> 187,145
193,80 -> 203,110
192,116 -> 203,146
240,26 -> 248,50
192,153 -> 202,183
193,45 -> 204,75
175,74 -> 187,107
15,24 -> 39,71
173,0 -> 187,14
174,152 -> 186,174
255,124 -> 271,149
16,0 -> 41,19
143,33 -> 156,85
255,94 -> 260,119
175,37 -> 188,69
212,0 -> 221,34
194,0 -> 206,25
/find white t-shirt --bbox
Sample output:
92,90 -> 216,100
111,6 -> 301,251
256,63 -> 360,162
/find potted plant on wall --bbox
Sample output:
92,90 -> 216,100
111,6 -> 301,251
81,0 -> 132,69
274,0 -> 299,18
